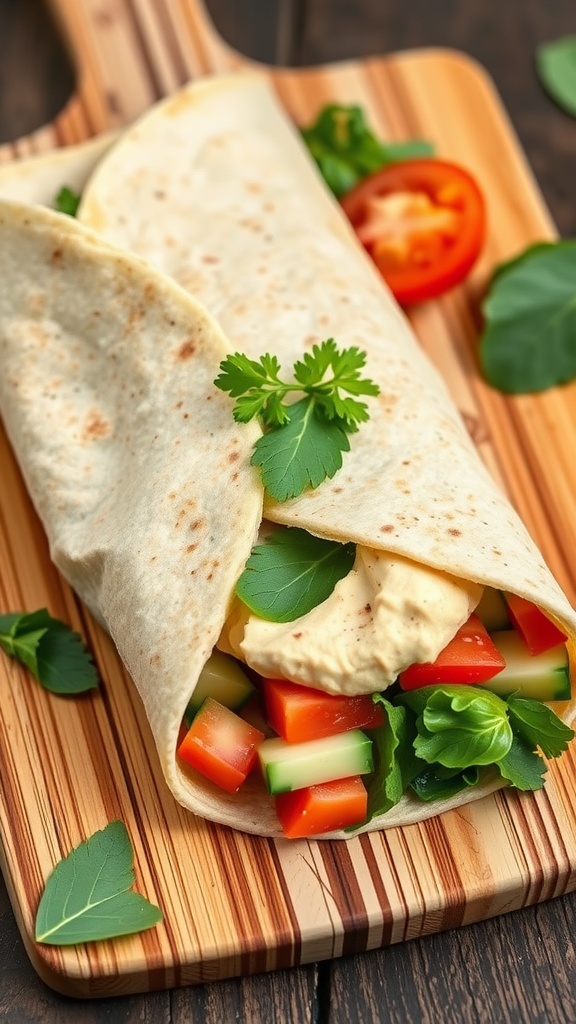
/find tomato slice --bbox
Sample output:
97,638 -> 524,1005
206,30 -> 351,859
341,158 -> 485,305
275,776 -> 368,838
399,614 -> 506,690
263,678 -> 384,743
177,697 -> 264,793
504,593 -> 567,656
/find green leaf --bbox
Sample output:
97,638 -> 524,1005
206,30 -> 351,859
409,764 -> 481,802
0,609 -> 98,694
251,398 -> 351,502
366,697 -> 420,819
480,241 -> 576,393
399,686 -> 513,769
507,696 -> 574,758
235,526 -> 355,623
497,735 -> 547,791
35,821 -> 162,945
54,186 -> 81,217
301,104 -> 434,198
536,36 -> 576,117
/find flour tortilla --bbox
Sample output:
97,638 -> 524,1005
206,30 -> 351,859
0,132 -> 116,205
1,74 -> 575,838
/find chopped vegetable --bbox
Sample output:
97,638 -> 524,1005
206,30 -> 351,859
276,776 -> 368,838
481,631 -> 571,701
185,649 -> 255,725
54,186 -> 81,217
300,103 -> 434,199
258,730 -> 373,795
341,158 -> 485,305
366,696 -> 420,819
480,241 -> 576,394
214,339 -> 380,501
398,614 -> 506,690
504,594 -> 567,655
475,588 -> 510,632
536,36 -> 576,118
0,609 -> 98,694
235,527 -> 355,624
177,697 -> 264,793
263,677 -> 385,742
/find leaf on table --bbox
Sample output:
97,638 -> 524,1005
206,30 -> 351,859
0,608 -> 98,693
35,821 -> 163,945
536,36 -> 576,117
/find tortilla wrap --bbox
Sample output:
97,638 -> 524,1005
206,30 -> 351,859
0,73 -> 575,837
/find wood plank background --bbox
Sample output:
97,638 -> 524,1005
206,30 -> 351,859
1,0 -> 573,1019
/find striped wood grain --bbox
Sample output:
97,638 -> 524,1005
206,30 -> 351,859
1,0 -> 576,998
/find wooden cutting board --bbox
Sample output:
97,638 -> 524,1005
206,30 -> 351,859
2,0 -> 576,999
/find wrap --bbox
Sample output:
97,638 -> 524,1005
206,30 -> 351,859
0,73 -> 575,837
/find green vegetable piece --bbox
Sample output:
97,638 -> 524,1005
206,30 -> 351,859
507,696 -> 574,759
35,821 -> 163,945
0,609 -> 98,694
480,241 -> 576,394
366,696 -> 420,819
400,685 -> 513,769
536,36 -> 576,117
236,526 -> 355,623
497,735 -> 547,791
54,185 -> 81,217
301,103 -> 434,198
215,340 -> 379,501
410,764 -> 481,802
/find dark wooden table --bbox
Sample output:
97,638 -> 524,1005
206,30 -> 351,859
1,1 -> 576,1021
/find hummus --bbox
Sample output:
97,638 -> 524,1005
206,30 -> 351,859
218,545 -> 482,695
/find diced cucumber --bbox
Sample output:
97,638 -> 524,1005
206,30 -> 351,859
185,650 -> 255,724
258,730 -> 373,795
475,588 -> 510,631
482,630 -> 571,701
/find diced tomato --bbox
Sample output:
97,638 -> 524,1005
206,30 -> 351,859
399,614 -> 506,690
341,158 -> 485,305
263,678 -> 385,743
177,697 -> 264,793
504,593 -> 567,656
275,776 -> 368,838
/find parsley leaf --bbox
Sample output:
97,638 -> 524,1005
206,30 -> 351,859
480,241 -> 576,393
301,104 -> 434,198
536,36 -> 576,118
54,186 -> 81,218
366,697 -> 420,819
35,821 -> 162,945
235,526 -> 355,623
497,735 -> 547,791
215,339 -> 379,502
507,696 -> 574,758
0,609 -> 98,694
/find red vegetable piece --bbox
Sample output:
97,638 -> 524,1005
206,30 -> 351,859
177,697 -> 264,793
275,776 -> 368,838
504,593 -> 567,656
263,677 -> 385,743
399,614 -> 506,690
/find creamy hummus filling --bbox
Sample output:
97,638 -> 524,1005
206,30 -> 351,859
218,543 -> 482,695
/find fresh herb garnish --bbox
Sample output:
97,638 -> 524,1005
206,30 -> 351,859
506,696 -> 574,758
365,696 -> 420,819
301,104 -> 434,198
235,526 -> 355,623
0,609 -> 98,694
536,36 -> 576,117
409,764 -> 482,802
35,821 -> 162,945
480,241 -> 576,393
215,339 -> 380,502
54,186 -> 81,218
496,734 -> 547,791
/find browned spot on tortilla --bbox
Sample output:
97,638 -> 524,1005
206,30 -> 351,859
168,492 -> 176,501
183,412 -> 189,419
144,282 -> 156,301
402,460 -> 411,466
380,525 -> 394,533
82,410 -> 110,442
228,450 -> 240,463
154,190 -> 166,200
231,471 -> 239,481
448,528 -> 462,537
51,248 -> 63,264
186,544 -> 198,554
492,548 -> 502,556
206,572 -> 214,581
364,604 -> 372,614
190,518 -> 206,531
292,632 -> 303,639
202,254 -> 219,264
176,339 -> 196,361
332,486 -> 342,494
246,182 -> 262,193
174,400 -> 183,410
149,555 -> 157,563
150,653 -> 161,666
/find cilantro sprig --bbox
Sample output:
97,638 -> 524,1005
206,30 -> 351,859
0,609 -> 98,694
54,185 -> 81,218
215,339 -> 380,501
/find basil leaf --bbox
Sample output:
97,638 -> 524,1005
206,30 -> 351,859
507,696 -> 574,758
235,527 -> 355,623
536,36 -> 576,117
480,241 -> 576,393
251,397 -> 351,502
366,697 -> 420,820
404,686 -> 513,768
35,821 -> 163,945
497,735 -> 547,791
410,764 -> 481,802
54,186 -> 81,217
0,609 -> 99,694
